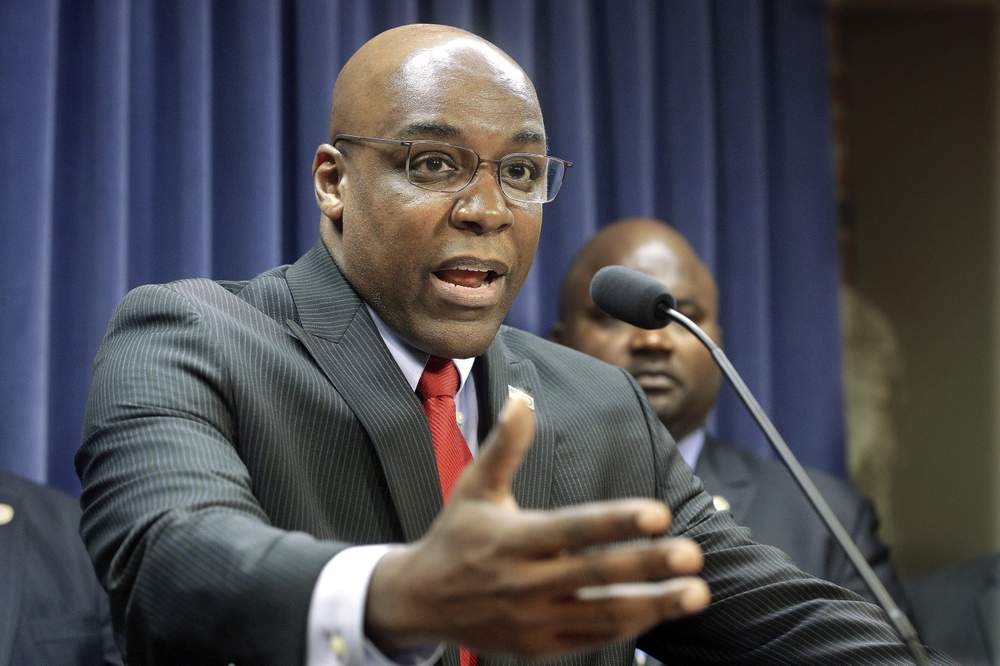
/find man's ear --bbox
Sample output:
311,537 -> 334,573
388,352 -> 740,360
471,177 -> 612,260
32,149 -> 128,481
313,144 -> 345,224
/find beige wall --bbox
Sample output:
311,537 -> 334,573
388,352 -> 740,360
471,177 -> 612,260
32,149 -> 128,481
839,5 -> 1000,576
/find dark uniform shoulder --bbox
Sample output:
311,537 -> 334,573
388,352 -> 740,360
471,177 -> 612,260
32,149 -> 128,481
0,470 -> 81,525
713,440 -> 869,511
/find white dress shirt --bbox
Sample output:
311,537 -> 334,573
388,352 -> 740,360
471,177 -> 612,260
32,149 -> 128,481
674,428 -> 706,471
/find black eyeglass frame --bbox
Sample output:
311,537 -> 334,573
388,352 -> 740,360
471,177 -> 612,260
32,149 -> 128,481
332,133 -> 573,204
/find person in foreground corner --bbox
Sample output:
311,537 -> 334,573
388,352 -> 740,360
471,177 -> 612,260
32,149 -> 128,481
0,470 -> 121,666
551,217 -> 917,666
77,23 -> 948,665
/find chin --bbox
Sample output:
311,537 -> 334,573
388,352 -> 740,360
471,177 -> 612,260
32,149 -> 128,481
653,406 -> 684,428
415,319 -> 501,359
432,333 -> 496,359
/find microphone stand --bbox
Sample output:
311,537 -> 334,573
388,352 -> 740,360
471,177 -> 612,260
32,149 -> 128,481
662,304 -> 930,666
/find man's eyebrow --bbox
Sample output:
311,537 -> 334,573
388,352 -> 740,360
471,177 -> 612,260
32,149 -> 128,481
397,122 -> 461,140
674,297 -> 702,312
513,129 -> 547,147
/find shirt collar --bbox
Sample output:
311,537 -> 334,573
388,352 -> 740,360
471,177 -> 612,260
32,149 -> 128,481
675,428 -> 706,470
366,306 -> 475,392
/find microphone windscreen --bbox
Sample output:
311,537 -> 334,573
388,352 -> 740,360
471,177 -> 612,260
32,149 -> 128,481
589,265 -> 675,329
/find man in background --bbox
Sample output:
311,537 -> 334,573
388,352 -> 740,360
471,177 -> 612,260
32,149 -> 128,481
552,217 -> 909,608
0,470 -> 121,666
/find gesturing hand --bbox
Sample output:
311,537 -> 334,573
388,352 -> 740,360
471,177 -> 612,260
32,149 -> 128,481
365,396 -> 710,658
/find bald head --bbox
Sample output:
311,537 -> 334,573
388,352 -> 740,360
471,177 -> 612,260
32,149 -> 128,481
311,24 -> 549,360
329,24 -> 540,141
559,218 -> 717,321
554,218 -> 722,440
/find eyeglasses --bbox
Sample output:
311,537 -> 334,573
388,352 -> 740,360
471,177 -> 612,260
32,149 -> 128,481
332,133 -> 573,204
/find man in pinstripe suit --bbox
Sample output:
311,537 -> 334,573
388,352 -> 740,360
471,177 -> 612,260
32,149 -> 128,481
77,24 -> 944,665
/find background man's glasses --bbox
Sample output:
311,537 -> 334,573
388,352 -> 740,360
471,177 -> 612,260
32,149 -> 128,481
333,134 -> 573,204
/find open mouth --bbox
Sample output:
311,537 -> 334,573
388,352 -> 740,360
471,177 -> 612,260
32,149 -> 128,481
433,268 -> 502,289
429,258 -> 510,308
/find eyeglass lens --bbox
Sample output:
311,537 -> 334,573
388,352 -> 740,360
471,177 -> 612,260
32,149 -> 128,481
406,142 -> 564,203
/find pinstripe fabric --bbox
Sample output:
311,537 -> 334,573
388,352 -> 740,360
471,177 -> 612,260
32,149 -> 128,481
78,241 -> 947,665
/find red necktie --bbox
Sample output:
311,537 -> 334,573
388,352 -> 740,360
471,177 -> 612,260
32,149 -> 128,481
416,356 -> 478,666
417,356 -> 473,503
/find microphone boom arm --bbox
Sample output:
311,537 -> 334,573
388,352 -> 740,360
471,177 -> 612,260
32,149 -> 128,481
662,303 -> 929,666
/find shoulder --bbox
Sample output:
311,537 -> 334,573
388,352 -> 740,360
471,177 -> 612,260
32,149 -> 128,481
102,266 -> 297,359
709,439 -> 869,510
0,471 -> 84,553
496,326 -> 634,385
0,470 -> 79,521
805,463 -> 871,513
494,326 -> 647,407
115,263 -> 293,324
492,327 -> 674,458
909,553 -> 1000,595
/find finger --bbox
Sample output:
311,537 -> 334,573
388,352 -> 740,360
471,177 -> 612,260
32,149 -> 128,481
500,499 -> 672,557
502,537 -> 703,595
453,395 -> 535,501
482,578 -> 710,657
556,576 -> 711,633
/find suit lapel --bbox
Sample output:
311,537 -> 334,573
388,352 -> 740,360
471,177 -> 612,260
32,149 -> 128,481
694,437 -> 756,525
478,331 -> 555,511
285,242 -> 442,543
284,243 -> 557,552
0,488 -> 24,665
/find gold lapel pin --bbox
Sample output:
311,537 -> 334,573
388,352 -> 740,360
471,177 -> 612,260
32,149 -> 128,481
0,503 -> 14,526
712,495 -> 731,512
507,386 -> 535,411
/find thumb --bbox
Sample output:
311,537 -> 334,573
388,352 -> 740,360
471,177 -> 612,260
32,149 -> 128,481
452,395 -> 535,503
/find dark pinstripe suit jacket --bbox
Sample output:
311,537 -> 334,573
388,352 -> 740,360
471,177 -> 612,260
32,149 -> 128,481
77,241 -> 942,665
694,436 -> 909,612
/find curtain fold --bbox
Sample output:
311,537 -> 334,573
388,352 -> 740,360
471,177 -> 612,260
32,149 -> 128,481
0,0 -> 843,493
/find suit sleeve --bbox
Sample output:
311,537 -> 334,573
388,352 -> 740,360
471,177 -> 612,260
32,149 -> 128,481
618,370 -> 948,664
77,284 -> 343,665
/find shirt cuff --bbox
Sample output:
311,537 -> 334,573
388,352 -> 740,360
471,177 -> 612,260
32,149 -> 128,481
306,544 -> 443,666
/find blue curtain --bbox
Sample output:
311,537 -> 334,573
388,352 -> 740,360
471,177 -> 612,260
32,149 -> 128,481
0,0 -> 842,494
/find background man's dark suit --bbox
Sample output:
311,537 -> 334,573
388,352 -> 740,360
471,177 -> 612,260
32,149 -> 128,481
0,471 -> 121,666
79,242 -> 935,664
694,435 -> 910,610
905,554 -> 999,665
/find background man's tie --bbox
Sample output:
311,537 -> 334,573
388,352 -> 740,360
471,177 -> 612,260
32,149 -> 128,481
417,356 -> 478,666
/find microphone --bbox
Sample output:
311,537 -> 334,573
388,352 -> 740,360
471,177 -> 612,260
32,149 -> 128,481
589,266 -> 676,329
590,265 -> 929,666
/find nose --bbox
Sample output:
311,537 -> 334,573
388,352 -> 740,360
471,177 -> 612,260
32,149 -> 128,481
629,325 -> 676,353
450,163 -> 515,235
